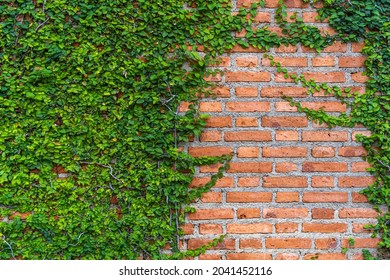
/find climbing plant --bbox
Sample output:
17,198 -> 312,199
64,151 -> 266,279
0,0 -> 388,259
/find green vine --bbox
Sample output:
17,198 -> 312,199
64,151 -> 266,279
0,0 -> 388,259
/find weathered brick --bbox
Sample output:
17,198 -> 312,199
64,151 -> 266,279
342,238 -> 380,248
312,147 -> 335,158
225,131 -> 272,142
266,238 -> 311,249
302,131 -> 348,142
236,117 -> 258,127
312,56 -> 334,67
226,102 -> 270,112
275,223 -> 299,233
225,72 -> 271,82
240,239 -> 262,249
263,208 -> 308,218
226,253 -> 272,260
199,224 -> 223,235
237,208 -> 261,219
188,146 -> 232,157
276,131 -> 299,141
200,192 -> 222,203
312,208 -> 334,219
338,147 -> 367,157
188,239 -> 235,250
275,162 -> 298,173
338,176 -> 376,188
200,131 -> 222,142
275,254 -> 300,260
304,253 -> 347,260
303,192 -> 348,203
303,72 -> 345,82
276,192 -> 299,202
312,176 -> 334,188
263,147 -> 308,157
303,223 -> 347,233
205,116 -> 232,128
261,87 -> 307,97
339,208 -> 378,218
315,238 -> 338,249
238,177 -> 260,187
263,176 -> 308,188
352,192 -> 369,203
235,87 -> 258,97
236,56 -> 258,67
226,192 -> 272,203
262,117 -> 308,127
237,147 -> 259,158
190,177 -> 234,188
188,209 -> 234,220
227,223 -> 273,234
302,162 -> 348,172
339,57 -> 365,67
262,57 -> 307,67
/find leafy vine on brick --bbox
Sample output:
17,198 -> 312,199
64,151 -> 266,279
0,0 -> 388,259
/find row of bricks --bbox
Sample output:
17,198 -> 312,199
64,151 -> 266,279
188,208 -> 377,220
205,71 -> 367,83
186,237 -> 379,250
197,131 -> 370,142
237,0 -> 324,9
212,56 -> 366,67
184,223 -> 373,235
190,146 -> 367,157
193,252 -> 364,260
188,208 -> 377,219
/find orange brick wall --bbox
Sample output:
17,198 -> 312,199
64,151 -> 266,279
181,0 -> 377,260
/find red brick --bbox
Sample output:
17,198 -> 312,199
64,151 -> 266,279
351,162 -> 371,172
351,72 -> 368,83
303,192 -> 348,203
266,238 -> 311,249
312,56 -> 335,67
276,162 -> 298,173
199,224 -> 223,234
199,102 -> 222,112
352,42 -> 365,52
188,209 -> 234,220
262,57 -> 307,67
339,147 -> 367,157
225,131 -> 272,142
225,72 -> 271,82
235,87 -> 258,97
303,42 -> 347,53
236,117 -> 258,127
352,192 -> 368,203
238,177 -> 260,187
263,176 -> 308,188
205,117 -> 232,128
188,239 -> 235,250
276,254 -> 300,260
263,208 -> 308,218
352,131 -> 371,141
230,44 -> 264,53
181,224 -> 194,235
189,146 -> 232,157
303,12 -> 328,23
198,254 -> 222,260
339,176 -> 376,188
226,192 -> 272,203
339,208 -> 378,218
226,253 -> 272,260
352,223 -> 374,234
211,86 -> 231,97
237,208 -> 260,219
262,117 -> 308,127
226,102 -> 270,112
236,56 -> 258,67
304,253 -> 347,260
200,192 -> 222,203
312,176 -> 334,188
190,177 -> 234,188
342,238 -> 380,248
276,102 -> 347,112
274,72 -> 295,83
339,57 -> 365,67
227,223 -> 273,234
261,87 -> 307,98
312,208 -> 334,219
253,12 -> 271,23
312,147 -> 335,158
303,72 -> 345,82
276,223 -> 299,233
237,147 -> 259,158
315,238 -> 338,249
276,192 -> 299,202
200,131 -> 222,142
263,147 -> 308,157
276,131 -> 299,141
240,239 -> 262,249
204,73 -> 222,82
302,162 -> 348,172
303,223 -> 347,233
210,56 -> 230,67
302,131 -> 348,142
274,44 -> 298,53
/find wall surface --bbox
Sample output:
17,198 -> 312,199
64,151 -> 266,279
182,0 -> 378,260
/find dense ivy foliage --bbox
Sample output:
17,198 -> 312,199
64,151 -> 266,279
0,0 -> 388,259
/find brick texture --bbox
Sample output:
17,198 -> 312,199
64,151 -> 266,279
183,0 -> 376,260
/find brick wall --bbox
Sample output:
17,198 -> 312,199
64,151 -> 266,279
181,0 -> 378,260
